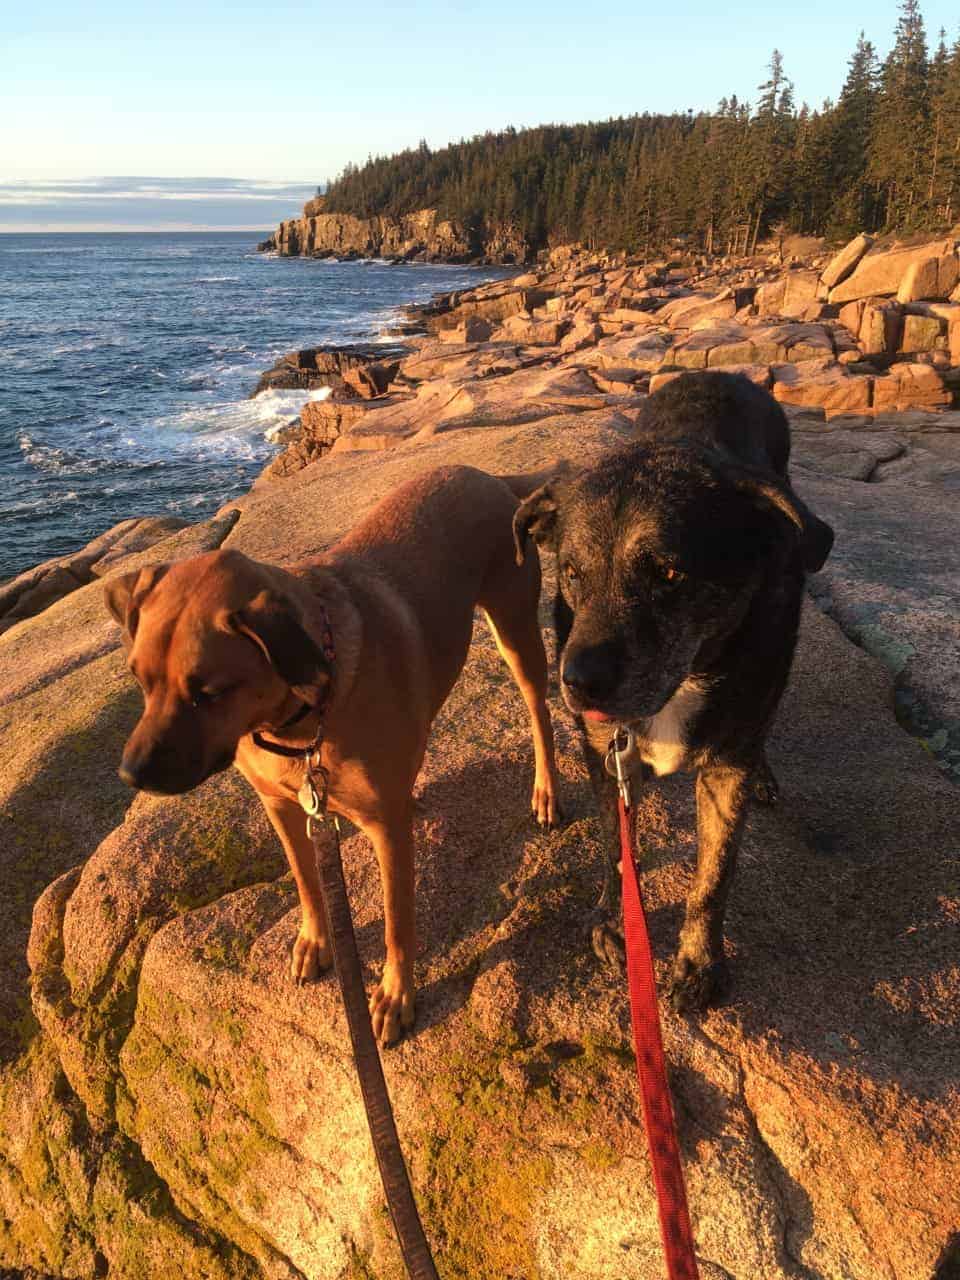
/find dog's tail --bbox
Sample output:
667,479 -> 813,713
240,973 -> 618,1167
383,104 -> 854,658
496,461 -> 570,501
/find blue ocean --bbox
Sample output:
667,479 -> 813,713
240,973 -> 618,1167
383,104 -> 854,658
0,232 -> 507,580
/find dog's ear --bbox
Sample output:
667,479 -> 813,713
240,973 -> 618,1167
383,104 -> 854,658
513,479 -> 566,564
229,590 -> 332,706
103,564 -> 170,641
729,472 -> 834,572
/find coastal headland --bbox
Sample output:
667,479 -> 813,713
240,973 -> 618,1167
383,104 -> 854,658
1,232 -> 959,1279
260,195 -> 531,265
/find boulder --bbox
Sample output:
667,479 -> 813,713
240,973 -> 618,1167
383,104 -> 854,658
341,360 -> 401,399
896,256 -> 941,303
830,239 -> 956,303
666,323 -> 752,368
771,360 -> 874,418
754,277 -> 786,316
893,252 -> 959,304
899,314 -> 944,354
666,322 -> 835,370
251,344 -> 408,397
655,291 -> 736,329
605,306 -> 663,327
429,287 -> 551,333
819,233 -> 873,289
587,332 -> 672,373
438,316 -> 494,344
871,361 -> 951,414
859,299 -> 903,357
837,298 -> 866,337
558,320 -> 603,354
776,270 -> 821,318
398,340 -> 527,384
498,315 -> 571,346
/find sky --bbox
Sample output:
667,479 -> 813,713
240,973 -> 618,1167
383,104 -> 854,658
4,0 -> 960,230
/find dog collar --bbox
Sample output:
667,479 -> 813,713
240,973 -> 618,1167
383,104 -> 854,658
252,701 -> 315,757
251,600 -> 336,760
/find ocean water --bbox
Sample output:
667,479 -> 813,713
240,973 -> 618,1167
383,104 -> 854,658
0,231 -> 509,580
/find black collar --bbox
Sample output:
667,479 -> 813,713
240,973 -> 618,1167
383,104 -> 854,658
252,701 -> 315,758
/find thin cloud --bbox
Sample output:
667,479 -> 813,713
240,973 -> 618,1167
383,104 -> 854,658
0,176 -> 318,231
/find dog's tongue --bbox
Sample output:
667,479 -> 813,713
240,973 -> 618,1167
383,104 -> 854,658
582,709 -> 614,723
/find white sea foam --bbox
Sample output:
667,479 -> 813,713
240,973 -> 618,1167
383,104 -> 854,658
150,384 -> 330,452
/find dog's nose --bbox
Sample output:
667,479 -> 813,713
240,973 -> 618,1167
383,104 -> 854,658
118,759 -> 145,789
562,644 -> 620,703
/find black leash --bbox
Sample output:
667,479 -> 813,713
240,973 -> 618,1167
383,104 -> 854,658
299,755 -> 441,1280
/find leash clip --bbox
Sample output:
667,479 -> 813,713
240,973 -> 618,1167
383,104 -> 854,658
604,725 -> 636,810
298,748 -> 329,827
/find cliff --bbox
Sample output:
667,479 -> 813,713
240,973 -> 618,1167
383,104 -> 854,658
262,197 -> 531,264
2,237 -> 960,1279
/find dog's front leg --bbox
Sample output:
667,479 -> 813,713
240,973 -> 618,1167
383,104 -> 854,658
669,762 -> 751,1012
261,796 -> 333,983
361,811 -> 417,1048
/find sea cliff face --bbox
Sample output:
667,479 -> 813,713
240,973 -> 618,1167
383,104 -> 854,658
263,199 -> 531,264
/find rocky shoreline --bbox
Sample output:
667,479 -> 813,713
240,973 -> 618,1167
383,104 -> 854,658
252,235 -> 960,770
1,234 -> 959,1280
260,233 -> 960,478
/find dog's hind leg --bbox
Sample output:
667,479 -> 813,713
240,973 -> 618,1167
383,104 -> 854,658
261,795 -> 333,984
480,560 -> 560,828
669,762 -> 751,1013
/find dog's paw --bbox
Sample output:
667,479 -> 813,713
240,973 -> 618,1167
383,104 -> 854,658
531,778 -> 562,829
290,928 -> 333,985
752,763 -> 780,806
668,952 -> 730,1014
590,918 -> 626,972
369,962 -> 416,1048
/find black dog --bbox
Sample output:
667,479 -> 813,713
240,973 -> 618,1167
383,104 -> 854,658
513,371 -> 834,1011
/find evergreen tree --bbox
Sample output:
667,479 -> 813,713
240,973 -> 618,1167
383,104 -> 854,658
832,32 -> 881,234
318,4 -> 960,256
869,0 -> 930,226
931,35 -> 960,222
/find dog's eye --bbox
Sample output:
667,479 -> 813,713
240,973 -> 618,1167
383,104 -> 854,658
191,686 -> 230,708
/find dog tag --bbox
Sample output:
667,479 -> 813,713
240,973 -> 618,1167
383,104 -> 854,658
298,777 -> 321,817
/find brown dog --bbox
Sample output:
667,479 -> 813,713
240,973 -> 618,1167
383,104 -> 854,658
105,465 -> 560,1045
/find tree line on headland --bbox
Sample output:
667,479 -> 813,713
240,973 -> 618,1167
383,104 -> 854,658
321,0 -> 960,256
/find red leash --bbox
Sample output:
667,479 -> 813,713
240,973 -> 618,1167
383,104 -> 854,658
609,730 -> 700,1280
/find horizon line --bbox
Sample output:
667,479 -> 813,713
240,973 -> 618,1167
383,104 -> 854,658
0,225 -> 275,235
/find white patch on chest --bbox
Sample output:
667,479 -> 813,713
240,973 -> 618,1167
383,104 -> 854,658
637,677 -> 707,777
